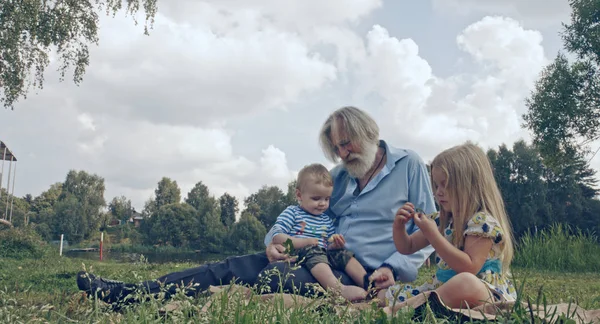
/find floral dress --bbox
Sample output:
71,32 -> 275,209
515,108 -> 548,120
385,211 -> 517,306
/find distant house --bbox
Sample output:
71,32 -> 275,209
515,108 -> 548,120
108,218 -> 121,227
129,211 -> 144,227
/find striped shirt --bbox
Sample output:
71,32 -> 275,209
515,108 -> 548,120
269,205 -> 335,249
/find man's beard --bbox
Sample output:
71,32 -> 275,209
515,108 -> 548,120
343,143 -> 378,179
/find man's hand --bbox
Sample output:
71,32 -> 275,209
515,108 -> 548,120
370,267 -> 395,289
266,243 -> 297,263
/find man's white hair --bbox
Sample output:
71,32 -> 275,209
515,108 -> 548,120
319,106 -> 380,162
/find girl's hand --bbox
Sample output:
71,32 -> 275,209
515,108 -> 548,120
413,212 -> 437,237
394,203 -> 415,226
328,234 -> 346,249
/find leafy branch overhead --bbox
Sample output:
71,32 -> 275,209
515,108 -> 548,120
0,0 -> 158,109
523,0 -> 600,169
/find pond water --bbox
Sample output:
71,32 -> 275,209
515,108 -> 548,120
65,250 -> 232,264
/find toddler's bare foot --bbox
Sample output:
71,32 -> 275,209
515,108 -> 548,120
339,285 -> 367,302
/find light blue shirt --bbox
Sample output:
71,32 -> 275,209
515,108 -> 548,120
265,140 -> 436,282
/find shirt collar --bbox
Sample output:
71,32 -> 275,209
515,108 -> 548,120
380,140 -> 407,169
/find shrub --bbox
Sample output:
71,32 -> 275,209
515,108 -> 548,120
0,226 -> 48,259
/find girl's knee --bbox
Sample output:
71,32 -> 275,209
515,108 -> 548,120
448,272 -> 487,296
438,272 -> 492,308
451,272 -> 480,285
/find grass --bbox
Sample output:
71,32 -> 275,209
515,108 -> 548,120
1,224 -> 600,323
0,253 -> 397,323
514,223 -> 600,272
1,251 -> 599,323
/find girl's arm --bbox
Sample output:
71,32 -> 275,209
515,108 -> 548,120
394,224 -> 430,254
393,203 -> 431,254
416,212 -> 492,273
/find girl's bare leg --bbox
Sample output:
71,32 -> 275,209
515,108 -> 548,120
383,293 -> 407,315
385,272 -> 494,315
435,272 -> 494,308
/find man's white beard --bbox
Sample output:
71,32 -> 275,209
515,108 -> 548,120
343,143 -> 378,179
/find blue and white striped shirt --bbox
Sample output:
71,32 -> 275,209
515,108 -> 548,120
268,205 -> 335,249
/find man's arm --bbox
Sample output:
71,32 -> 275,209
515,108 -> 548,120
406,152 -> 437,265
380,152 -> 437,281
407,153 -> 437,216
382,244 -> 433,281
375,218 -> 434,285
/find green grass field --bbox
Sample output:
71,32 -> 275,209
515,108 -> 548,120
1,224 -> 599,323
1,253 -> 599,323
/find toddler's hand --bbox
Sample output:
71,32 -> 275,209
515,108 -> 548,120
308,238 -> 320,246
327,234 -> 346,249
293,237 -> 319,248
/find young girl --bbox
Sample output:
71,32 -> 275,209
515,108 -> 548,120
384,142 -> 517,310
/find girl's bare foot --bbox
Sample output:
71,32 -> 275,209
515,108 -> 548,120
383,301 -> 408,315
375,289 -> 388,307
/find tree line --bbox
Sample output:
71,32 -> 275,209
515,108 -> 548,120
0,171 -> 298,254
1,138 -> 598,255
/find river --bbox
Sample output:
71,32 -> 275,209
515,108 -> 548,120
65,250 -> 233,264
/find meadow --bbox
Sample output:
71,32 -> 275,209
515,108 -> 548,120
1,225 -> 599,323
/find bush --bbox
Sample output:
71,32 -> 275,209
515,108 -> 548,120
225,214 -> 266,254
0,226 -> 48,259
33,222 -> 53,241
514,223 -> 600,272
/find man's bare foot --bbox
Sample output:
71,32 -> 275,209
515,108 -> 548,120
339,285 -> 367,301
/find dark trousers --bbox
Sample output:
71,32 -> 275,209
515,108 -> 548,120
133,252 -> 355,300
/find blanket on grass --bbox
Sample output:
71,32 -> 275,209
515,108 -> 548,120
159,285 -> 600,323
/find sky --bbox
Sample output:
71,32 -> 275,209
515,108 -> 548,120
0,0 -> 585,212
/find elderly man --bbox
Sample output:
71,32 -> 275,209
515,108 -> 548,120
260,106 -> 435,294
77,106 -> 435,306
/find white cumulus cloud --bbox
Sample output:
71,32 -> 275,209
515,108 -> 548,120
431,0 -> 571,27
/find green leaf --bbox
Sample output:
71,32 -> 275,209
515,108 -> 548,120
283,238 -> 295,256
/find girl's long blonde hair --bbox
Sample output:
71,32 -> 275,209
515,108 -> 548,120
431,142 -> 514,273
